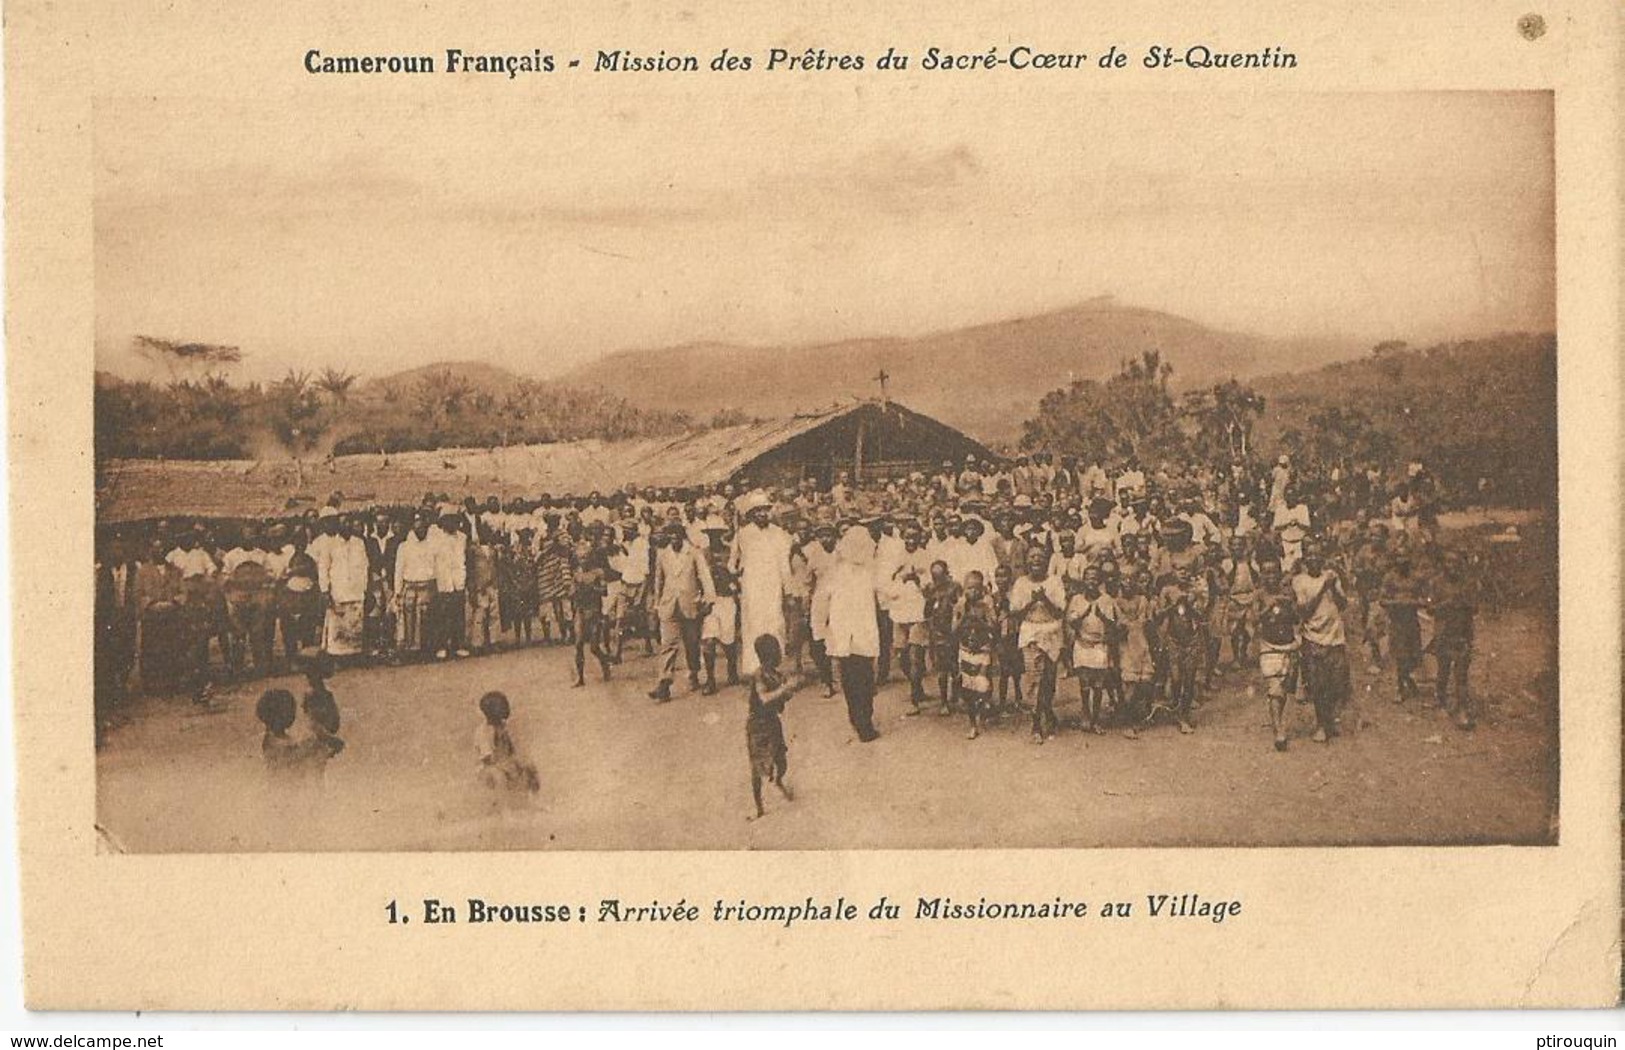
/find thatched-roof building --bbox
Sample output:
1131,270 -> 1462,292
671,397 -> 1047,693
97,399 -> 995,523
626,399 -> 994,489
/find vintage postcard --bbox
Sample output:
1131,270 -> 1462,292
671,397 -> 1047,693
8,0 -> 1620,1011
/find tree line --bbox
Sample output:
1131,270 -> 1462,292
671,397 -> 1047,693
94,337 -> 706,481
97,332 -> 1555,508
1019,334 -> 1557,507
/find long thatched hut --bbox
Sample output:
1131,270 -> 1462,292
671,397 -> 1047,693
623,398 -> 995,490
96,399 -> 995,522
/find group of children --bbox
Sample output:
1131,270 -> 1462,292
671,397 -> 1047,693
239,542 -> 1488,832
254,654 -> 542,813
255,654 -> 346,781
839,509 -> 1481,751
252,639 -> 798,823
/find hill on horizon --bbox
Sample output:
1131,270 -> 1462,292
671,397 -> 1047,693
98,299 -> 1369,445
96,329 -> 1555,509
543,298 -> 1358,445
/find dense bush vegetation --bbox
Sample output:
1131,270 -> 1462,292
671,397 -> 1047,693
1021,333 -> 1555,506
95,361 -> 695,466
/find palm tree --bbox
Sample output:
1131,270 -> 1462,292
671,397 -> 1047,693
316,367 -> 357,405
265,369 -> 328,490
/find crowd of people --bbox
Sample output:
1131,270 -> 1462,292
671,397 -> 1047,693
96,450 -> 1497,754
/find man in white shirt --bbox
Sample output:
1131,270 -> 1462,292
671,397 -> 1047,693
1270,455 -> 1293,513
1077,499 -> 1121,562
166,535 -> 218,580
1180,497 -> 1224,550
391,515 -> 439,659
430,514 -> 470,659
611,522 -> 654,660
1292,542 -> 1350,744
924,515 -> 957,569
953,518 -> 1001,592
1114,462 -> 1147,502
956,456 -> 983,497
314,517 -> 372,660
979,463 -> 1006,499
887,525 -> 931,707
864,516 -> 906,683
1048,532 -> 1089,592
1272,491 -> 1312,570
802,521 -> 841,697
262,526 -> 295,579
1082,461 -> 1110,501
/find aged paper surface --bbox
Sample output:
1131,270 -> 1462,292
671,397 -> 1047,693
9,0 -> 1622,1010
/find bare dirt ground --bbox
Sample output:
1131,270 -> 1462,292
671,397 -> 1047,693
96,610 -> 1558,853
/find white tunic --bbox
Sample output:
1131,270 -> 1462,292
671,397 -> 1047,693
952,535 -> 1002,589
315,535 -> 372,605
826,528 -> 880,660
804,543 -> 838,642
731,522 -> 792,674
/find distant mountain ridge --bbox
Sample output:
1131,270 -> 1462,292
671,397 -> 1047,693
548,298 -> 1359,444
101,300 -> 1364,444
356,360 -> 528,400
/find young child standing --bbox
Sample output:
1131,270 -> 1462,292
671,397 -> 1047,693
570,535 -> 614,687
921,560 -> 963,716
475,691 -> 541,805
1012,549 -> 1067,744
954,570 -> 999,740
1254,560 -> 1302,751
1066,566 -> 1119,735
745,634 -> 796,820
1155,566 -> 1206,735
701,570 -> 741,695
993,563 -> 1024,713
1113,571 -> 1157,739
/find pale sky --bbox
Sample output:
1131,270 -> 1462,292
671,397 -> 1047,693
94,90 -> 1554,381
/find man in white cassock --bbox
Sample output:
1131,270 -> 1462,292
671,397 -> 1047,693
729,490 -> 793,675
827,524 -> 882,742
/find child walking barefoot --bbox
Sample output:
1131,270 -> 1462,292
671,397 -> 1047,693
921,560 -> 963,716
993,563 -> 1025,715
954,571 -> 998,739
1114,571 -> 1157,739
1066,566 -> 1118,735
745,634 -> 796,820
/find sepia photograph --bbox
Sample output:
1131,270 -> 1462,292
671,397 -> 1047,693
89,89 -> 1558,854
